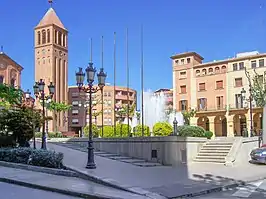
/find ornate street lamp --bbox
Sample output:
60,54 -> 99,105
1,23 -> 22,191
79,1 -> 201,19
76,62 -> 107,169
33,79 -> 55,149
241,87 -> 253,137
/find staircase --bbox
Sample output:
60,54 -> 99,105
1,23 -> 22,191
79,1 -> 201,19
194,139 -> 234,164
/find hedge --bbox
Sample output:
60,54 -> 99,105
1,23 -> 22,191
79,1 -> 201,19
0,147 -> 64,169
116,124 -> 132,137
133,125 -> 150,137
35,132 -> 64,138
177,125 -> 206,137
153,122 -> 173,136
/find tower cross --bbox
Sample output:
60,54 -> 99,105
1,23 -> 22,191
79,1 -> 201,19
48,0 -> 53,7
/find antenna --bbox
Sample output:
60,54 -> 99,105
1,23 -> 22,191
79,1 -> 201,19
90,38 -> 93,63
48,0 -> 53,7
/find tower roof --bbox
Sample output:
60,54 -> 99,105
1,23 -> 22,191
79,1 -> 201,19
35,8 -> 66,30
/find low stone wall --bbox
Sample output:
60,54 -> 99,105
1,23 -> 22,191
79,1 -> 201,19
93,136 -> 207,166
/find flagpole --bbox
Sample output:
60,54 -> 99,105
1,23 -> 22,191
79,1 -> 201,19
113,32 -> 117,136
126,28 -> 130,137
141,25 -> 144,137
101,36 -> 104,137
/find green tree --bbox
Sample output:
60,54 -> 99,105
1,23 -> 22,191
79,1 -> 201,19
182,109 -> 197,125
46,101 -> 71,132
0,84 -> 23,108
153,122 -> 173,136
249,69 -> 266,107
116,124 -> 132,137
83,124 -> 99,138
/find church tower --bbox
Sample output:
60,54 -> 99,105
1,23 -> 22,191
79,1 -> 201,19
34,5 -> 68,132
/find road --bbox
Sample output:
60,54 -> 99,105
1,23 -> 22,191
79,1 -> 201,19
195,179 -> 266,199
0,182 -> 81,199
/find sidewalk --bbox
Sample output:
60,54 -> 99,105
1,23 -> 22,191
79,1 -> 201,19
47,142 -> 266,198
0,166 -> 149,199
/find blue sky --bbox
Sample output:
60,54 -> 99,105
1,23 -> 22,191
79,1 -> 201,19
1,0 -> 266,96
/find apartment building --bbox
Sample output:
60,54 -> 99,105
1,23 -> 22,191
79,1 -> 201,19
172,51 -> 264,137
154,88 -> 173,113
68,85 -> 137,134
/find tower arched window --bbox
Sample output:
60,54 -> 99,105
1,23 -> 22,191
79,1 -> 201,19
10,78 -> 15,87
47,29 -> 50,43
0,76 -> 4,84
54,30 -> 58,44
63,34 -> 66,47
37,31 -> 41,45
58,32 -> 62,46
42,30 -> 46,44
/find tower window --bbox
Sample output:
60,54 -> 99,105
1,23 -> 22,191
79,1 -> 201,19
10,79 -> 15,87
0,76 -> 4,84
42,30 -> 46,44
47,29 -> 50,43
63,34 -> 66,47
37,31 -> 41,45
58,32 -> 62,46
54,30 -> 58,44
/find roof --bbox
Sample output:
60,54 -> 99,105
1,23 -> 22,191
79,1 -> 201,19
154,88 -> 172,93
170,52 -> 204,60
0,52 -> 23,71
35,8 -> 66,30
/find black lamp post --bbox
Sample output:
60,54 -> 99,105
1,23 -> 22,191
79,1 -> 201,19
76,64 -> 107,169
241,87 -> 253,137
25,89 -> 36,149
33,79 -> 55,150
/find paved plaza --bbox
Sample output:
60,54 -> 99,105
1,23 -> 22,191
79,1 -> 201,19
47,142 -> 266,198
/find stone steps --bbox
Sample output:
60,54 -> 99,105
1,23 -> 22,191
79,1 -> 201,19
194,139 -> 234,164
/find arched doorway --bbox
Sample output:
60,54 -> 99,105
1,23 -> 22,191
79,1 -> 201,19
253,113 -> 262,136
197,116 -> 209,131
233,114 -> 247,136
214,115 -> 227,136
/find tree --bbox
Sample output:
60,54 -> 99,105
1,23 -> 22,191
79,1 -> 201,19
182,109 -> 196,125
0,84 -> 23,108
249,69 -> 266,107
83,124 -> 99,138
46,101 -> 71,132
153,122 -> 173,136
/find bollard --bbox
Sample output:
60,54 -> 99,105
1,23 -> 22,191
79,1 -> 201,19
173,117 -> 178,135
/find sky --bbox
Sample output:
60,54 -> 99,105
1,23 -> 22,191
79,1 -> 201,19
1,0 -> 266,98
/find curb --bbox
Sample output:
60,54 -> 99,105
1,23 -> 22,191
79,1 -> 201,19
66,166 -> 167,199
0,161 -> 79,178
0,177 -> 111,199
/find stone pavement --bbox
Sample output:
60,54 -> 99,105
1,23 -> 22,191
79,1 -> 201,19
0,166 -> 149,199
195,179 -> 266,198
47,142 -> 266,198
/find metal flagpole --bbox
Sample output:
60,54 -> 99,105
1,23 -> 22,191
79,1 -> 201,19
126,28 -> 130,137
113,32 -> 117,136
101,36 -> 104,137
141,25 -> 144,137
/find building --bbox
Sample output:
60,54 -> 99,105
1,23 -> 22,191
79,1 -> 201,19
68,85 -> 137,134
0,50 -> 23,87
171,51 -> 264,137
34,6 -> 68,132
154,88 -> 173,113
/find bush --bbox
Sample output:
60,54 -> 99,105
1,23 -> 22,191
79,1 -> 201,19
0,147 -> 64,169
204,131 -> 213,139
0,136 -> 16,148
133,125 -> 150,137
83,125 -> 99,138
153,122 -> 173,136
116,124 -> 132,137
177,125 -> 206,137
35,132 -> 64,138
101,126 -> 114,138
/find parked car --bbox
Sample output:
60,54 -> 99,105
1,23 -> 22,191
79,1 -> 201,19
250,146 -> 266,164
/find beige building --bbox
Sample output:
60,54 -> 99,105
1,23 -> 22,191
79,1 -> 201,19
171,51 -> 264,137
34,7 -> 68,132
68,85 -> 137,134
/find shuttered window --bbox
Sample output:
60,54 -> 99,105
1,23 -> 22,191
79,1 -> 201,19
216,80 -> 223,89
235,78 -> 242,87
199,83 -> 206,91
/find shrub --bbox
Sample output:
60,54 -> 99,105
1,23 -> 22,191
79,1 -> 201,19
0,147 -> 64,168
35,132 -> 64,138
204,131 -> 213,139
177,125 -> 206,137
0,136 -> 16,148
83,124 -> 99,138
116,124 -> 132,137
153,122 -> 173,136
101,126 -> 114,138
133,125 -> 150,137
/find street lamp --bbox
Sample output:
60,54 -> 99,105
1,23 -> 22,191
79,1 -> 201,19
76,64 -> 107,169
241,87 -> 253,137
33,79 -> 55,150
25,89 -> 36,149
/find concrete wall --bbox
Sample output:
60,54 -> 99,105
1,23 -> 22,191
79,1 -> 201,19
93,136 -> 207,166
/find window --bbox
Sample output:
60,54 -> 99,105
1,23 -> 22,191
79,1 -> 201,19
72,101 -> 79,106
58,32 -> 62,46
196,70 -> 200,76
235,94 -> 243,108
259,59 -> 264,67
37,31 -> 41,45
72,109 -> 79,115
233,63 -> 238,71
42,30 -> 46,44
54,30 -> 58,43
199,83 -> 206,91
63,34 -> 66,47
202,69 -> 207,75
47,29 -> 50,43
10,79 -> 15,87
180,85 -> 186,94
181,59 -> 184,64
175,60 -> 179,65
215,67 -> 220,73
216,80 -> 223,89
72,119 -> 79,124
239,62 -> 244,70
180,71 -> 186,78
198,98 -> 207,111
216,96 -> 223,110
251,60 -> 257,68
208,68 -> 213,73
179,100 -> 187,111
0,76 -> 3,84
235,78 -> 242,87
71,92 -> 79,98
221,65 -> 227,71
187,58 -> 191,63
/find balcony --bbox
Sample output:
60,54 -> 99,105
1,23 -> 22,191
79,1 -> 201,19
196,106 -> 227,112
115,94 -> 135,101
